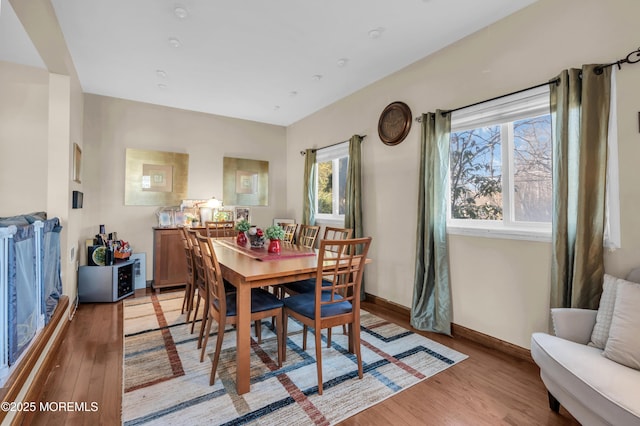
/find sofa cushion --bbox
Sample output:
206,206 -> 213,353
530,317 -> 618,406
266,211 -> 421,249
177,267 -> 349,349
603,281 -> 640,370
531,332 -> 640,422
589,274 -> 618,349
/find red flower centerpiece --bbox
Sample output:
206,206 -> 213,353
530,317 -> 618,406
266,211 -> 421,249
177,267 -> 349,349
235,219 -> 250,246
265,225 -> 285,254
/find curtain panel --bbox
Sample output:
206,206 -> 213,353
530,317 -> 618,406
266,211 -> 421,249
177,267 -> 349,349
345,134 -> 364,298
302,149 -> 317,225
550,65 -> 611,309
411,111 -> 452,335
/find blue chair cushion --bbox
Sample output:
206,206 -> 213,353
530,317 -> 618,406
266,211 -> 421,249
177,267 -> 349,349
282,278 -> 332,294
217,288 -> 283,316
283,292 -> 352,319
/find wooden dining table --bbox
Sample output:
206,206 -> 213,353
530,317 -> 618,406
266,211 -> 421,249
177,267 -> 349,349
210,238 -> 322,395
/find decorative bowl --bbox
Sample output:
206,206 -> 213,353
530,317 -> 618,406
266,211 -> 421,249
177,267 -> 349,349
249,235 -> 265,248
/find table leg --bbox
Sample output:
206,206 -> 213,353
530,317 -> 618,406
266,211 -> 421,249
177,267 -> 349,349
236,284 -> 251,394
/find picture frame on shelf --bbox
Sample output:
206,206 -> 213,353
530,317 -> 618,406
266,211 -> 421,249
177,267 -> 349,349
158,210 -> 173,228
234,207 -> 250,223
215,209 -> 234,222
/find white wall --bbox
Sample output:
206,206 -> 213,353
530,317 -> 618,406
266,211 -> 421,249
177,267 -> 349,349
285,0 -> 640,348
82,95 -> 288,278
0,61 -> 49,215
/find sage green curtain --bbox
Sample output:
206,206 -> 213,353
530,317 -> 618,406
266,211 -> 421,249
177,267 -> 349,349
411,111 -> 452,335
302,149 -> 316,225
345,135 -> 364,297
550,65 -> 611,309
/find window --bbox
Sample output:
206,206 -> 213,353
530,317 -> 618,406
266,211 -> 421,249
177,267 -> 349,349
448,86 -> 552,239
315,142 -> 349,220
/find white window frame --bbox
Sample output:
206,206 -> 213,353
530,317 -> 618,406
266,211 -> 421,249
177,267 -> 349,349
315,142 -> 349,221
447,86 -> 553,241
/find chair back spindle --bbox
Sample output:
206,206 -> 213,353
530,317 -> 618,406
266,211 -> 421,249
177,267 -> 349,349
321,226 -> 353,254
205,221 -> 235,238
297,225 -> 320,249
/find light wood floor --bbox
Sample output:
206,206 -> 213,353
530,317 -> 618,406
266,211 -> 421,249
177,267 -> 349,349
23,289 -> 579,425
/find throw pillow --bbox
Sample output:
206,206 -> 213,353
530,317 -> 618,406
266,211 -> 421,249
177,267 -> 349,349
588,274 -> 619,349
602,281 -> 640,370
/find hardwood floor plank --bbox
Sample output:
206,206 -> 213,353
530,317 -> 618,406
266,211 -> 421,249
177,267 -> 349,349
25,293 -> 578,425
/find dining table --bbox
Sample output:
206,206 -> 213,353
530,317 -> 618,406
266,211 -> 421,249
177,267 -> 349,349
209,237 -> 324,395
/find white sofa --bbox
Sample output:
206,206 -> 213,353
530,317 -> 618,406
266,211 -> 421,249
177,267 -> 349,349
531,304 -> 640,425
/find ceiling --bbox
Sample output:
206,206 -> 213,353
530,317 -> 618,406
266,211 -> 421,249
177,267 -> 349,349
1,0 -> 537,126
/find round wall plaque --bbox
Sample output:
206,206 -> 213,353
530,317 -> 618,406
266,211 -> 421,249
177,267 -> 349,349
378,101 -> 412,146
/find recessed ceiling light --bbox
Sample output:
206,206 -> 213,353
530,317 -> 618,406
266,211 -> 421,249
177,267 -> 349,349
173,6 -> 188,19
157,83 -> 167,89
368,28 -> 385,39
156,69 -> 167,78
337,58 -> 349,68
311,74 -> 323,81
168,37 -> 181,48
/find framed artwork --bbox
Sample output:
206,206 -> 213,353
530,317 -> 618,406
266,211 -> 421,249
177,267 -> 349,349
72,143 -> 82,183
223,157 -> 269,206
158,210 -> 173,227
235,207 -> 251,223
125,148 -> 189,206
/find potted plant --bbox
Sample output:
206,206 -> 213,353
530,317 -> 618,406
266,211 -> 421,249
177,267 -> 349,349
265,225 -> 285,253
235,219 -> 251,245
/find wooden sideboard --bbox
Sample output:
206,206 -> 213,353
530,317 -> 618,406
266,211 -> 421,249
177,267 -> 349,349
152,227 -> 205,292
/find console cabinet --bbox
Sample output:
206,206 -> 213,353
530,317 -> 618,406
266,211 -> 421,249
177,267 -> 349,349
153,228 -> 188,291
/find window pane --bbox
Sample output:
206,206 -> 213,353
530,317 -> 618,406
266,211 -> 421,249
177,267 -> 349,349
512,115 -> 552,222
338,156 -> 348,215
450,126 -> 502,220
317,160 -> 333,214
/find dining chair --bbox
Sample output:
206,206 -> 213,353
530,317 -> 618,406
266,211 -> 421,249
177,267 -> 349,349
282,237 -> 372,395
280,225 -> 352,298
322,226 -> 353,254
297,225 -> 320,249
187,228 -> 210,349
180,227 -> 196,322
281,223 -> 298,244
196,233 -> 285,383
205,220 -> 235,238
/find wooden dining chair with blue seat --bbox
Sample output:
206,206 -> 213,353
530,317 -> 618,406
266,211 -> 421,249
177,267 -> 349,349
296,224 -> 320,249
180,227 -> 197,322
282,237 -> 372,395
186,228 -> 211,349
205,220 -> 235,238
281,223 -> 298,244
280,226 -> 352,297
196,233 -> 285,382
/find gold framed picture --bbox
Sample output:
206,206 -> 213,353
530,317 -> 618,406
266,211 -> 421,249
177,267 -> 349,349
125,148 -> 189,206
223,157 -> 268,206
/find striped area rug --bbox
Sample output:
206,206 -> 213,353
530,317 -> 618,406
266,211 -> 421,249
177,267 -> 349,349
122,291 -> 467,425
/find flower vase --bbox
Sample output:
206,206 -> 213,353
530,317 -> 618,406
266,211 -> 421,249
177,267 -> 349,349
268,239 -> 281,254
237,231 -> 247,246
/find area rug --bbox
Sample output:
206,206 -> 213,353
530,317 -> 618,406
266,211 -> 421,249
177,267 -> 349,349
122,291 -> 467,425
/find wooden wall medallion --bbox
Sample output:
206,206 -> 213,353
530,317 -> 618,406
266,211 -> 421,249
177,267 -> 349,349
378,101 -> 412,146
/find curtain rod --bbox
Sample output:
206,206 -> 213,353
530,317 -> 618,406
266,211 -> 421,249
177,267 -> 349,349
415,46 -> 640,122
300,135 -> 366,156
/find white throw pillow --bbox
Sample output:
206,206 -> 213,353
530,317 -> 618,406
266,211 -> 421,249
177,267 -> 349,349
603,281 -> 640,370
588,274 -> 619,349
